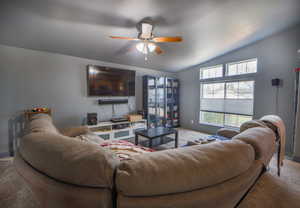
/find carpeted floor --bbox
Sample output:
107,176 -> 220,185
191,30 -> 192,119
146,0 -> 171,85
238,158 -> 300,208
0,158 -> 39,208
1,128 -> 300,208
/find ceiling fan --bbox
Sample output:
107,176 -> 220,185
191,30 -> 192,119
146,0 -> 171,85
110,18 -> 183,60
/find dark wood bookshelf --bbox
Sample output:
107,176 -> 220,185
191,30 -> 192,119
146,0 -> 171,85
143,76 -> 180,128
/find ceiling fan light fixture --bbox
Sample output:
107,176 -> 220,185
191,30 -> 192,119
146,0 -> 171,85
136,42 -> 146,54
136,42 -> 156,54
148,42 -> 156,52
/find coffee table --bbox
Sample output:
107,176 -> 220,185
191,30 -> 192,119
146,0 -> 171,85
135,127 -> 178,148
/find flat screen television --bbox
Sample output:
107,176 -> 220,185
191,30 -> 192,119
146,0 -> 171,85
87,65 -> 136,96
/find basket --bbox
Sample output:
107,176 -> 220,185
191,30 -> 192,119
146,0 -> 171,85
127,114 -> 143,122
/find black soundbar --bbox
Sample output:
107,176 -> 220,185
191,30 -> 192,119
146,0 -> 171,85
98,99 -> 128,105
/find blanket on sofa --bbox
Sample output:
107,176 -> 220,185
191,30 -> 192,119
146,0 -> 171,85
260,115 -> 286,176
101,140 -> 155,160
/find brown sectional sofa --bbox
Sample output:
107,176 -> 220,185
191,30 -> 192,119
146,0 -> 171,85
14,114 -> 277,208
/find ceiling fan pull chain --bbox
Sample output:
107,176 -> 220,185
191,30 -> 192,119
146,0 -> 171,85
144,41 -> 149,61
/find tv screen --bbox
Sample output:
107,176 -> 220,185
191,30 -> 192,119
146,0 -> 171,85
87,65 -> 135,96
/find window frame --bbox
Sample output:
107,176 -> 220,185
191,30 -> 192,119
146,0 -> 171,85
224,80 -> 255,100
199,65 -> 223,80
225,58 -> 258,77
199,60 -> 257,128
199,80 -> 255,128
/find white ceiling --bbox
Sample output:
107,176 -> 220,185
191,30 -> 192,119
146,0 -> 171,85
0,0 -> 300,72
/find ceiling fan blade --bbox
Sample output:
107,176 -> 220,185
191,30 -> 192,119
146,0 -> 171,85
110,36 -> 139,41
155,45 -> 163,55
152,36 -> 183,42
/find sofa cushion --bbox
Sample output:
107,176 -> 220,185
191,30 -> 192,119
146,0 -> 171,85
19,132 -> 120,188
217,128 -> 240,138
116,140 -> 255,196
30,113 -> 52,122
233,127 -> 276,166
240,120 -> 267,133
60,126 -> 90,137
14,152 -> 114,208
117,161 -> 263,208
28,114 -> 59,134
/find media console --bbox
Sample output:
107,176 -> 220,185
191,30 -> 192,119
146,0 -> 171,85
86,119 -> 147,140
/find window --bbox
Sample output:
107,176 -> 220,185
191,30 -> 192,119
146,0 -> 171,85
202,83 -> 224,99
200,65 -> 223,79
225,114 -> 253,128
226,81 -> 254,99
200,111 -> 224,126
199,61 -> 256,128
226,59 -> 257,76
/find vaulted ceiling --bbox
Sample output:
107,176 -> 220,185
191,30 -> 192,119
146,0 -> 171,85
0,0 -> 300,72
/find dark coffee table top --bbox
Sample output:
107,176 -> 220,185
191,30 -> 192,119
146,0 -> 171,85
135,127 -> 177,139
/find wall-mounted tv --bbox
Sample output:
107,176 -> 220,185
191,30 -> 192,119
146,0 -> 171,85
87,65 -> 136,96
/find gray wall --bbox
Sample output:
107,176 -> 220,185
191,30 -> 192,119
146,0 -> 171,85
178,25 -> 300,157
0,44 -> 175,155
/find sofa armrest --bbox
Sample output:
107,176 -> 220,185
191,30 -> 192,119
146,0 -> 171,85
233,127 -> 276,166
19,132 -> 119,188
59,126 -> 90,137
217,128 -> 240,138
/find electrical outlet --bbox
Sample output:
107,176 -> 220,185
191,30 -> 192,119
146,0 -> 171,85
191,120 -> 194,124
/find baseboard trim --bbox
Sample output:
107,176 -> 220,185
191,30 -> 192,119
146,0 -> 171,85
0,152 -> 10,158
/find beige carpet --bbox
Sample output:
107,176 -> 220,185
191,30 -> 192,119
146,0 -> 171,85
0,158 -> 39,208
1,128 -> 300,208
239,158 -> 300,208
